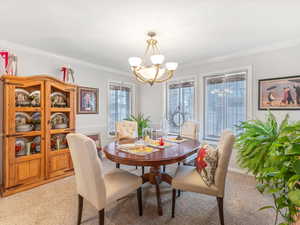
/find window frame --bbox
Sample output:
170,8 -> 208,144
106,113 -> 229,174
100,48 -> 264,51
164,76 -> 198,135
107,81 -> 135,136
201,66 -> 253,142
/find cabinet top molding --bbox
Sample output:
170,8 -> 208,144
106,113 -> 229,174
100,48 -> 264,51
1,75 -> 77,88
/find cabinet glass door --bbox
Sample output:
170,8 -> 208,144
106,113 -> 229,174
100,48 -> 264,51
45,80 -> 75,178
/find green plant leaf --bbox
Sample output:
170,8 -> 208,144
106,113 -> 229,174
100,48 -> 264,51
258,205 -> 274,211
286,144 -> 300,155
256,183 -> 266,194
293,160 -> 300,174
288,190 -> 300,207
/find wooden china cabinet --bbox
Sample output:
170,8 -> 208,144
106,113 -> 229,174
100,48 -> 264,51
1,75 -> 76,196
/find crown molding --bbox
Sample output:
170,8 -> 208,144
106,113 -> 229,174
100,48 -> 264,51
0,39 -> 131,77
180,38 -> 300,70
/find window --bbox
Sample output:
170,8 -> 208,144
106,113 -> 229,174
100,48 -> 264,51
204,71 -> 247,140
108,82 -> 132,135
166,79 -> 195,134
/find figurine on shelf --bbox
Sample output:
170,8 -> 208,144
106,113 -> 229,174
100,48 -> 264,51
0,50 -> 8,75
6,54 -> 18,76
26,142 -> 32,155
60,65 -> 75,83
56,135 -> 61,150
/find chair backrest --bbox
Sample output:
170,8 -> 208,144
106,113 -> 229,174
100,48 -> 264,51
116,121 -> 138,140
214,130 -> 235,196
66,133 -> 106,210
181,121 -> 198,139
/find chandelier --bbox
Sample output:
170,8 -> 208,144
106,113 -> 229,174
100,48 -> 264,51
128,32 -> 178,86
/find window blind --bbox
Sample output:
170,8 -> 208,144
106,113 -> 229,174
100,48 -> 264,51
204,71 -> 247,140
108,82 -> 132,135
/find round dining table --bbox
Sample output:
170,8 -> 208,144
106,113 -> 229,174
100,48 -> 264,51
103,138 -> 201,216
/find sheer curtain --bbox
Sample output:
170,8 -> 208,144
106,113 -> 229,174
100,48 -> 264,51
204,72 -> 247,140
108,82 -> 132,135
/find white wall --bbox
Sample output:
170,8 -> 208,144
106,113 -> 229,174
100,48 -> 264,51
0,40 -> 140,182
140,44 -> 300,173
0,40 -> 139,140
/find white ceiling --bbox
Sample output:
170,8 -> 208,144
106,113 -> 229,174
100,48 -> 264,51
1,0 -> 300,73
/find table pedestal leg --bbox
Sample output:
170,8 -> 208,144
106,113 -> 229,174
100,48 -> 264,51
142,166 -> 173,216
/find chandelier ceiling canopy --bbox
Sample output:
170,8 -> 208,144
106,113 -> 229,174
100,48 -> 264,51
128,32 -> 178,86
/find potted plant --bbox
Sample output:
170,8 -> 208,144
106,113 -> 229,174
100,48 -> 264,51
126,113 -> 150,138
236,112 -> 300,225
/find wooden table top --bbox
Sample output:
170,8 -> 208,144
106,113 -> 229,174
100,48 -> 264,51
103,139 -> 201,167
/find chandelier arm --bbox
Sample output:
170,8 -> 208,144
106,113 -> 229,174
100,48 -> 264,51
133,72 -> 145,83
150,65 -> 161,85
132,68 -> 148,83
152,70 -> 174,83
135,76 -> 147,84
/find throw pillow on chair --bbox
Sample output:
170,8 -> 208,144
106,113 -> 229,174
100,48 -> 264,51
195,145 -> 218,186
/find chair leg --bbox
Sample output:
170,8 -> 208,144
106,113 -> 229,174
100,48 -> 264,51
136,165 -> 138,169
99,209 -> 105,225
178,162 -> 180,166
77,195 -> 83,225
217,197 -> 224,225
142,166 -> 145,175
137,187 -> 143,216
172,189 -> 176,218
163,165 -> 166,172
116,163 -> 120,168
177,189 -> 181,197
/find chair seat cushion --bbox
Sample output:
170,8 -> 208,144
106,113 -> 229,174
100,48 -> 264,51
172,165 -> 221,197
105,168 -> 142,203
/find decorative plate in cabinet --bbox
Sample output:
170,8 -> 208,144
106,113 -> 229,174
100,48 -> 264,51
51,92 -> 67,107
15,88 -> 31,107
50,113 -> 68,129
15,112 -> 33,132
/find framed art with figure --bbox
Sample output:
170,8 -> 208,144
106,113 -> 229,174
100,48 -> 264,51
77,86 -> 99,114
258,75 -> 300,110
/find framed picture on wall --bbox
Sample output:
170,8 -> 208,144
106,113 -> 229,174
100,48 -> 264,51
77,86 -> 99,114
258,75 -> 300,110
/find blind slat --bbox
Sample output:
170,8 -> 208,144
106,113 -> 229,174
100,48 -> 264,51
108,82 -> 132,134
204,72 -> 247,140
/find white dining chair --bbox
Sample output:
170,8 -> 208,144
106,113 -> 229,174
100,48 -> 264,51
171,130 -> 235,225
115,120 -> 145,174
163,121 -> 199,173
67,133 -> 143,225
181,120 -> 198,139
116,120 -> 138,141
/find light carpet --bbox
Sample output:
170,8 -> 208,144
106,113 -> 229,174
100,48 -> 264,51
0,159 -> 279,225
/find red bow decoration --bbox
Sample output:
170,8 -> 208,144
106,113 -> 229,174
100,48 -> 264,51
196,148 -> 207,171
60,66 -> 75,83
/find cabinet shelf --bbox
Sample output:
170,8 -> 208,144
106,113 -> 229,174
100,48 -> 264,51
14,130 -> 42,137
50,129 -> 74,134
15,107 -> 42,112
50,107 -> 71,112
